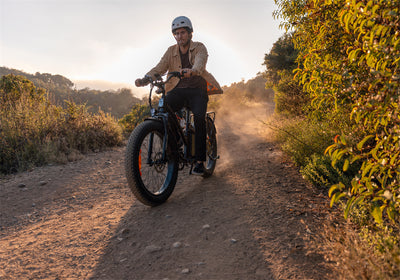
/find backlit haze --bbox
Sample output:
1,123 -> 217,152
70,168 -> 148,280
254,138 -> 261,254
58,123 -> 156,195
0,0 -> 284,97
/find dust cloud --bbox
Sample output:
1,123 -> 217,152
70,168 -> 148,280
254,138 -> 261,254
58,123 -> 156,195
211,96 -> 276,167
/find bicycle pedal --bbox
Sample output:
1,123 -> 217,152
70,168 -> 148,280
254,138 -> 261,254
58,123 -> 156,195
210,155 -> 220,160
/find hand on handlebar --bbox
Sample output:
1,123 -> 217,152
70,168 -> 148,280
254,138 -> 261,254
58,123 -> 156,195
135,76 -> 151,87
181,68 -> 193,78
134,78 -> 143,87
135,70 -> 194,87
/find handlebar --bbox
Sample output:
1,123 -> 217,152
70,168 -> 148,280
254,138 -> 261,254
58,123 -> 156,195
168,71 -> 183,79
136,71 -> 185,88
137,71 -> 185,111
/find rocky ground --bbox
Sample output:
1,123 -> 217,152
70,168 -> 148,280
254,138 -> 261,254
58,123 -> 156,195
0,104 -> 333,279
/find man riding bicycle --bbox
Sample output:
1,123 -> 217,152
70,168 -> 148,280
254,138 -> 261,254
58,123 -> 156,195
135,16 -> 222,175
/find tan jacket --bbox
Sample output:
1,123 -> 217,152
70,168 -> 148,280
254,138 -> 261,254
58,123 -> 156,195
146,40 -> 223,95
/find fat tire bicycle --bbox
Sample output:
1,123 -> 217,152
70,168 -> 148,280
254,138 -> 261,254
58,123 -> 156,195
125,72 -> 219,206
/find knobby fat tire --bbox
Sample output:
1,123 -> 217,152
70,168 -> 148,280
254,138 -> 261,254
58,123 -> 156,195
125,120 -> 178,206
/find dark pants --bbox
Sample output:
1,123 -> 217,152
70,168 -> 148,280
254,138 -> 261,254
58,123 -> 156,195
165,88 -> 208,161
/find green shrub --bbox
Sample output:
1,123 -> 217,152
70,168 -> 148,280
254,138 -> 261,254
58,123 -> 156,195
275,0 -> 400,224
274,72 -> 309,116
300,153 -> 360,190
267,112 -> 359,193
273,0 -> 400,277
118,103 -> 150,135
270,115 -> 336,166
0,74 -> 123,174
300,154 -> 343,188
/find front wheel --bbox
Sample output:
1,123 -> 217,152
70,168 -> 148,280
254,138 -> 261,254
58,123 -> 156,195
203,117 -> 218,178
125,120 -> 178,206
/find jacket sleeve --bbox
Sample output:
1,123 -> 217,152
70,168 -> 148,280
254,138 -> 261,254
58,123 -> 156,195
146,48 -> 170,79
191,43 -> 208,76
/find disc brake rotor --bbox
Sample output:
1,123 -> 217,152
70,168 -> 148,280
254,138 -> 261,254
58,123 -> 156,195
154,152 -> 166,173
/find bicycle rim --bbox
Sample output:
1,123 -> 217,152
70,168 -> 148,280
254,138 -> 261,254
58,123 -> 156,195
139,131 -> 172,194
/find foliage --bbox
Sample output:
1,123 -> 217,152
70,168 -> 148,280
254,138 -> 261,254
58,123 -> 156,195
119,104 -> 151,135
264,33 -> 299,85
273,70 -> 308,116
273,0 -> 400,278
263,32 -> 350,189
269,115 -> 338,165
301,154 -> 350,189
0,74 -> 123,174
263,33 -> 309,116
275,0 -> 400,224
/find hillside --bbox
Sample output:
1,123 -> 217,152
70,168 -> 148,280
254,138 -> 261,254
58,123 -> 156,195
0,67 -> 142,119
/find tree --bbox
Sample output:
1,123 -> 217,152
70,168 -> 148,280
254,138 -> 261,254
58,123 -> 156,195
264,32 -> 298,85
264,32 -> 308,116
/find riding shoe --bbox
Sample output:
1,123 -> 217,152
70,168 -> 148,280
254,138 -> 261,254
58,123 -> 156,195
192,162 -> 205,176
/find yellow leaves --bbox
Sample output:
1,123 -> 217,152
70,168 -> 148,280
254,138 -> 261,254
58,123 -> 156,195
275,0 -> 400,225
329,182 -> 346,206
371,204 -> 384,224
389,151 -> 400,166
343,159 -> 350,171
357,135 -> 375,151
348,48 -> 363,62
371,4 -> 380,16
342,11 -> 353,33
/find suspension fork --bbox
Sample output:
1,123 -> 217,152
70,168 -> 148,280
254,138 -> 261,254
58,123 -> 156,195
146,132 -> 154,164
161,114 -> 169,161
143,116 -> 169,164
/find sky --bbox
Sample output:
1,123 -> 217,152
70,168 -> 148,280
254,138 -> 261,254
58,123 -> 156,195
0,0 -> 284,95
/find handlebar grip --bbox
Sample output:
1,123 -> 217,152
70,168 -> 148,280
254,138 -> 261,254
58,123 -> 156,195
168,71 -> 182,78
135,76 -> 151,87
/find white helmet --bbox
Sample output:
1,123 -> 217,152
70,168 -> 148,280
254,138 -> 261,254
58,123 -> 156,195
171,16 -> 193,33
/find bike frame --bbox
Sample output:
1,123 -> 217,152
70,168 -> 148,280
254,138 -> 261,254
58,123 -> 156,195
144,73 -> 198,167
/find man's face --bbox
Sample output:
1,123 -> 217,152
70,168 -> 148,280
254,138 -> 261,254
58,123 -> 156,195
174,28 -> 190,47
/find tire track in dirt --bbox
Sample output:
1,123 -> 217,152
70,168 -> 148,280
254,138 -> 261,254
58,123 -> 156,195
0,104 -> 332,279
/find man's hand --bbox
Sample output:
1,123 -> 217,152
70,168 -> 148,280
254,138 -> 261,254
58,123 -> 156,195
181,68 -> 194,78
135,76 -> 151,87
135,78 -> 144,87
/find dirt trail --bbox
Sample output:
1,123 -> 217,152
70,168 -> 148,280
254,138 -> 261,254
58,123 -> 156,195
0,104 -> 332,279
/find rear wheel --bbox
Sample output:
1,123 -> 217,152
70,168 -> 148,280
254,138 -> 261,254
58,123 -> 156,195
203,117 -> 217,178
125,120 -> 178,206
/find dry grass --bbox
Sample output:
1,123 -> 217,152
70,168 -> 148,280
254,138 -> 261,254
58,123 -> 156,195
0,75 -> 123,174
315,214 -> 400,280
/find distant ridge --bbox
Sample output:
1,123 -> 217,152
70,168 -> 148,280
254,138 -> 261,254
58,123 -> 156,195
0,66 -> 142,118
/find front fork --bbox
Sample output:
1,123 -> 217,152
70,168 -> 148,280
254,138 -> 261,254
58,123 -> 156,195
143,113 -> 169,165
161,114 -> 169,161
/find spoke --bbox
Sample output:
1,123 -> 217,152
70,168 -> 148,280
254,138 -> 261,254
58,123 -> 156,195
140,132 -> 168,194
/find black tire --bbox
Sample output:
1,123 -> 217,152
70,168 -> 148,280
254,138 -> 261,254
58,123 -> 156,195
203,117 -> 217,178
125,120 -> 178,206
